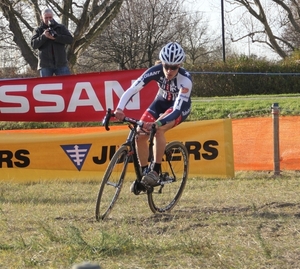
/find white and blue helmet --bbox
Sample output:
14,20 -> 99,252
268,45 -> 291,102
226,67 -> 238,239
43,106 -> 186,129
159,42 -> 185,65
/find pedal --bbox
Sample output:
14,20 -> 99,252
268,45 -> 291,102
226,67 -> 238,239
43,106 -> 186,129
132,180 -> 147,195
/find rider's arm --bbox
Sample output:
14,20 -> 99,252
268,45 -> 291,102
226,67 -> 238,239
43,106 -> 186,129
115,79 -> 144,111
115,65 -> 162,111
114,108 -> 125,121
114,79 -> 144,121
156,81 -> 192,126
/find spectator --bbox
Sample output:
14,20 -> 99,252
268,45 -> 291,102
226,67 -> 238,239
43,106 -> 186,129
31,8 -> 73,77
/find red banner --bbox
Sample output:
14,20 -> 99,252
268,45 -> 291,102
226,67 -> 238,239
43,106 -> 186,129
0,69 -> 157,122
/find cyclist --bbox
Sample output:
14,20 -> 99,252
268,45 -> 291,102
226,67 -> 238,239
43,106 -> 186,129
114,42 -> 192,189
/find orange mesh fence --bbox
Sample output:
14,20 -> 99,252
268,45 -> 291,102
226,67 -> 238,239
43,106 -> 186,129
3,116 -> 299,171
232,116 -> 300,170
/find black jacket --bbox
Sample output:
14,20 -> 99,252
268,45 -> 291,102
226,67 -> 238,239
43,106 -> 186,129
31,19 -> 73,70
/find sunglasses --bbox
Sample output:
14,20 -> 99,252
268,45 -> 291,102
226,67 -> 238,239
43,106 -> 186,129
163,64 -> 179,71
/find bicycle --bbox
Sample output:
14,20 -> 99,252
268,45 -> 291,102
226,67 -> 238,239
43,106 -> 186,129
95,109 -> 189,221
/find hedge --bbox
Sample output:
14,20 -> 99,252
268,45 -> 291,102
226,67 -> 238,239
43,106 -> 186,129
187,57 -> 300,97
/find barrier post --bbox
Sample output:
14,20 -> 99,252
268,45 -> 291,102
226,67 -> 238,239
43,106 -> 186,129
271,103 -> 280,176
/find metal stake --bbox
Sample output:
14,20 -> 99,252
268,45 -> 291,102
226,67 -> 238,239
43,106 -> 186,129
271,103 -> 280,176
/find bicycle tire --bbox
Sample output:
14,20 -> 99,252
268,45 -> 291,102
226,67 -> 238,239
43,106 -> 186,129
95,145 -> 129,221
147,141 -> 189,213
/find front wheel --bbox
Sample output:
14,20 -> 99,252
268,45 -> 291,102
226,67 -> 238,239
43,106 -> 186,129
147,141 -> 189,213
95,145 -> 129,221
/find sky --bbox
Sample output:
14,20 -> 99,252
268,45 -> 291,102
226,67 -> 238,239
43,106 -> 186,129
185,0 -> 281,61
185,0 -> 221,30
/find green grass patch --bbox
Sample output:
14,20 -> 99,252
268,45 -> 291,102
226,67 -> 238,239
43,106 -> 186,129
189,94 -> 300,121
1,171 -> 300,268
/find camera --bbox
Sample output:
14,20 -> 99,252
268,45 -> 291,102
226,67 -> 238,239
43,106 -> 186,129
48,19 -> 57,37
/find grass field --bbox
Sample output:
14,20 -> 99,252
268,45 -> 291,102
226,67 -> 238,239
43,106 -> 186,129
1,171 -> 300,269
189,93 -> 300,121
1,94 -> 300,268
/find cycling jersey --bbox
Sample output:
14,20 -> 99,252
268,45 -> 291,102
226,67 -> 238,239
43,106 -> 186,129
117,64 -> 192,125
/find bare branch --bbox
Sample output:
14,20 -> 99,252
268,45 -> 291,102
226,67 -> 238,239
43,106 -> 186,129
0,0 -> 125,72
229,0 -> 289,58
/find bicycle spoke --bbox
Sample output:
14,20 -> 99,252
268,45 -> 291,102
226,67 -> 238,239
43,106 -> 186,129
147,141 -> 189,213
95,146 -> 128,220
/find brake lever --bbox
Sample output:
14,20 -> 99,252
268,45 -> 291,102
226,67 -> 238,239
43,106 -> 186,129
102,108 -> 114,131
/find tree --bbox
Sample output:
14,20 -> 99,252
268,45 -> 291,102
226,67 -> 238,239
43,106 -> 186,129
83,0 -> 188,71
179,11 -> 222,65
227,0 -> 300,59
280,0 -> 300,50
0,0 -> 124,72
77,0 -> 217,71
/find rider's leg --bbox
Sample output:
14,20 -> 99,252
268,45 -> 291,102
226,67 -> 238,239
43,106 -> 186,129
141,121 -> 174,186
139,106 -> 178,182
141,103 -> 190,186
135,121 -> 173,168
136,134 -> 149,168
153,121 -> 174,165
137,109 -> 158,169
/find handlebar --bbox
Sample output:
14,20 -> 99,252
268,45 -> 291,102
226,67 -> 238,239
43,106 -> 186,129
102,109 -> 156,133
102,108 -> 114,131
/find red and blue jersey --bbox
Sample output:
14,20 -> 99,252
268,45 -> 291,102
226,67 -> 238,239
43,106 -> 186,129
117,64 -> 192,125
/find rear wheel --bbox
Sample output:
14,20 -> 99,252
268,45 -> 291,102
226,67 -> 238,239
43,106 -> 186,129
147,141 -> 189,213
95,145 -> 129,221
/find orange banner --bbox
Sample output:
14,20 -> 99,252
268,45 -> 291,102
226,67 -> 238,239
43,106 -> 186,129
0,120 -> 234,182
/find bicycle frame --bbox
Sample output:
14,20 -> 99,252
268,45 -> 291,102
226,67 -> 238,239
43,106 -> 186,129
95,109 -> 189,220
123,124 -> 144,182
102,108 -> 156,181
